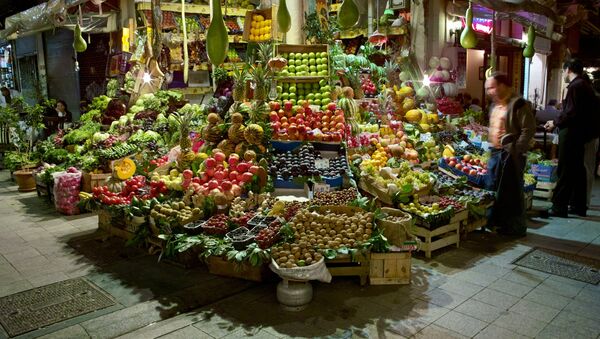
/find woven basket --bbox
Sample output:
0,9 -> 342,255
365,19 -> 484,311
377,207 -> 413,246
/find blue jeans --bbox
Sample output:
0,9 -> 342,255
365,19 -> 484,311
486,148 -> 527,235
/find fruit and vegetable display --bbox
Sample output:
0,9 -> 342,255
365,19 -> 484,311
276,52 -> 329,77
248,14 -> 272,42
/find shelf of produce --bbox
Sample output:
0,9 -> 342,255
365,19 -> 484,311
197,33 -> 245,43
136,2 -> 249,16
177,87 -> 213,95
194,62 -> 246,71
275,76 -> 327,83
412,222 -> 460,259
340,28 -> 368,39
326,251 -> 370,286
369,252 -> 411,285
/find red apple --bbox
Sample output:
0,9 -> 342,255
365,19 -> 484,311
221,180 -> 232,191
214,152 -> 226,163
229,170 -> 239,180
327,102 -> 336,111
205,157 -> 216,169
249,166 -> 259,174
463,167 -> 470,174
270,101 -> 281,111
182,169 -> 193,180
241,172 -> 254,183
237,162 -> 250,173
469,169 -> 477,176
455,163 -> 463,170
269,111 -> 279,122
228,154 -> 240,167
214,170 -> 225,181
205,168 -> 215,177
192,177 -> 201,184
208,180 -> 219,190
284,101 -> 293,111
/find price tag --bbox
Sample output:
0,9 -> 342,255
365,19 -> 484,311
459,140 -> 469,148
315,159 -> 330,169
419,133 -> 432,142
480,141 -> 491,150
314,182 -> 331,193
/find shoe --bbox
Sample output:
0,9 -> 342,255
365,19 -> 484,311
568,208 -> 587,217
546,208 -> 568,218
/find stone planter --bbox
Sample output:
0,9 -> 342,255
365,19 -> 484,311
14,170 -> 36,192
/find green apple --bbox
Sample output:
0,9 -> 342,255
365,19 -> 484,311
309,65 -> 317,72
289,86 -> 297,93
314,99 -> 322,106
308,99 -> 315,105
281,93 -> 289,100
318,70 -> 328,76
321,98 -> 331,106
307,93 -> 315,100
289,93 -> 297,100
289,53 -> 295,59
302,53 -> 309,59
314,93 -> 322,100
301,59 -> 309,65
319,52 -> 327,58
308,52 -> 316,58
321,91 -> 331,99
319,79 -> 327,87
280,70 -> 289,76
277,85 -> 282,92
309,58 -> 316,65
310,72 -> 318,76
290,99 -> 297,105
322,85 -> 331,92
281,53 -> 288,59
288,65 -> 296,73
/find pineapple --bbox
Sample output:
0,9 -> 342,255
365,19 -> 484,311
172,111 -> 196,170
256,42 -> 274,65
228,112 -> 246,143
250,64 -> 269,102
231,65 -> 248,102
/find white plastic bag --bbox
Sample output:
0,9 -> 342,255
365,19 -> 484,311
269,257 -> 332,283
53,168 -> 82,215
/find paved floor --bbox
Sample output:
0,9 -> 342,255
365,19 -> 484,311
0,170 -> 599,339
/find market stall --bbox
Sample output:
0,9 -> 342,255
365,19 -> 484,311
2,0 -> 554,310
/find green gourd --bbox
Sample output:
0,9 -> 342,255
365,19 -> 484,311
460,2 -> 477,49
206,0 -> 228,66
73,24 -> 87,53
338,0 -> 359,29
523,25 -> 535,58
277,0 -> 291,34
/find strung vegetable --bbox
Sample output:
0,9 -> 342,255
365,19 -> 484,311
460,2 -> 477,49
338,0 -> 359,29
277,0 -> 291,34
522,25 -> 536,58
206,0 -> 229,65
73,23 -> 87,53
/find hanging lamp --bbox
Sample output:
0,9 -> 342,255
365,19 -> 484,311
368,0 -> 388,45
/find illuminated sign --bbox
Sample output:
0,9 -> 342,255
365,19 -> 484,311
461,17 -> 493,34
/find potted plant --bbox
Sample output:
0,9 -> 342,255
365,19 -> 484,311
10,99 -> 48,192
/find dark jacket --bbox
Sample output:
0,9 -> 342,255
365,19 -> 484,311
489,95 -> 536,154
554,76 -> 599,142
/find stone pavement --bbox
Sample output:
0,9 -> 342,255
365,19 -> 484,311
0,169 -> 599,339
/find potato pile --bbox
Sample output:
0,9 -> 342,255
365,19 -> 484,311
150,202 -> 201,225
271,209 -> 374,267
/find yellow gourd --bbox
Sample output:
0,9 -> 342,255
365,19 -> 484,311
460,2 -> 477,49
114,158 -> 136,180
73,24 -> 87,53
338,0 -> 359,29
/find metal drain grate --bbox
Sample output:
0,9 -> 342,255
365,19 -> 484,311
0,278 -> 116,337
513,248 -> 600,285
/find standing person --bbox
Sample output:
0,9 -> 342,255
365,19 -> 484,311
0,87 -> 11,107
485,73 -> 536,236
544,59 -> 599,217
44,100 -> 73,136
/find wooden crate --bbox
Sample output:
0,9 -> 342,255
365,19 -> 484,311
369,252 -> 411,285
82,172 -> 111,193
207,256 -> 273,282
463,217 -> 487,234
533,181 -> 556,200
326,251 -> 370,286
242,6 -> 280,43
450,209 -> 469,225
275,43 -> 329,55
413,222 -> 460,259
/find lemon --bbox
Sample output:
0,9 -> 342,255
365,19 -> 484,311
251,21 -> 257,28
255,15 -> 264,22
249,34 -> 256,41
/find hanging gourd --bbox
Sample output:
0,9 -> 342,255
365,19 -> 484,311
277,0 -> 291,34
523,25 -> 536,58
460,2 -> 477,49
73,23 -> 87,53
206,0 -> 229,66
338,0 -> 359,29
